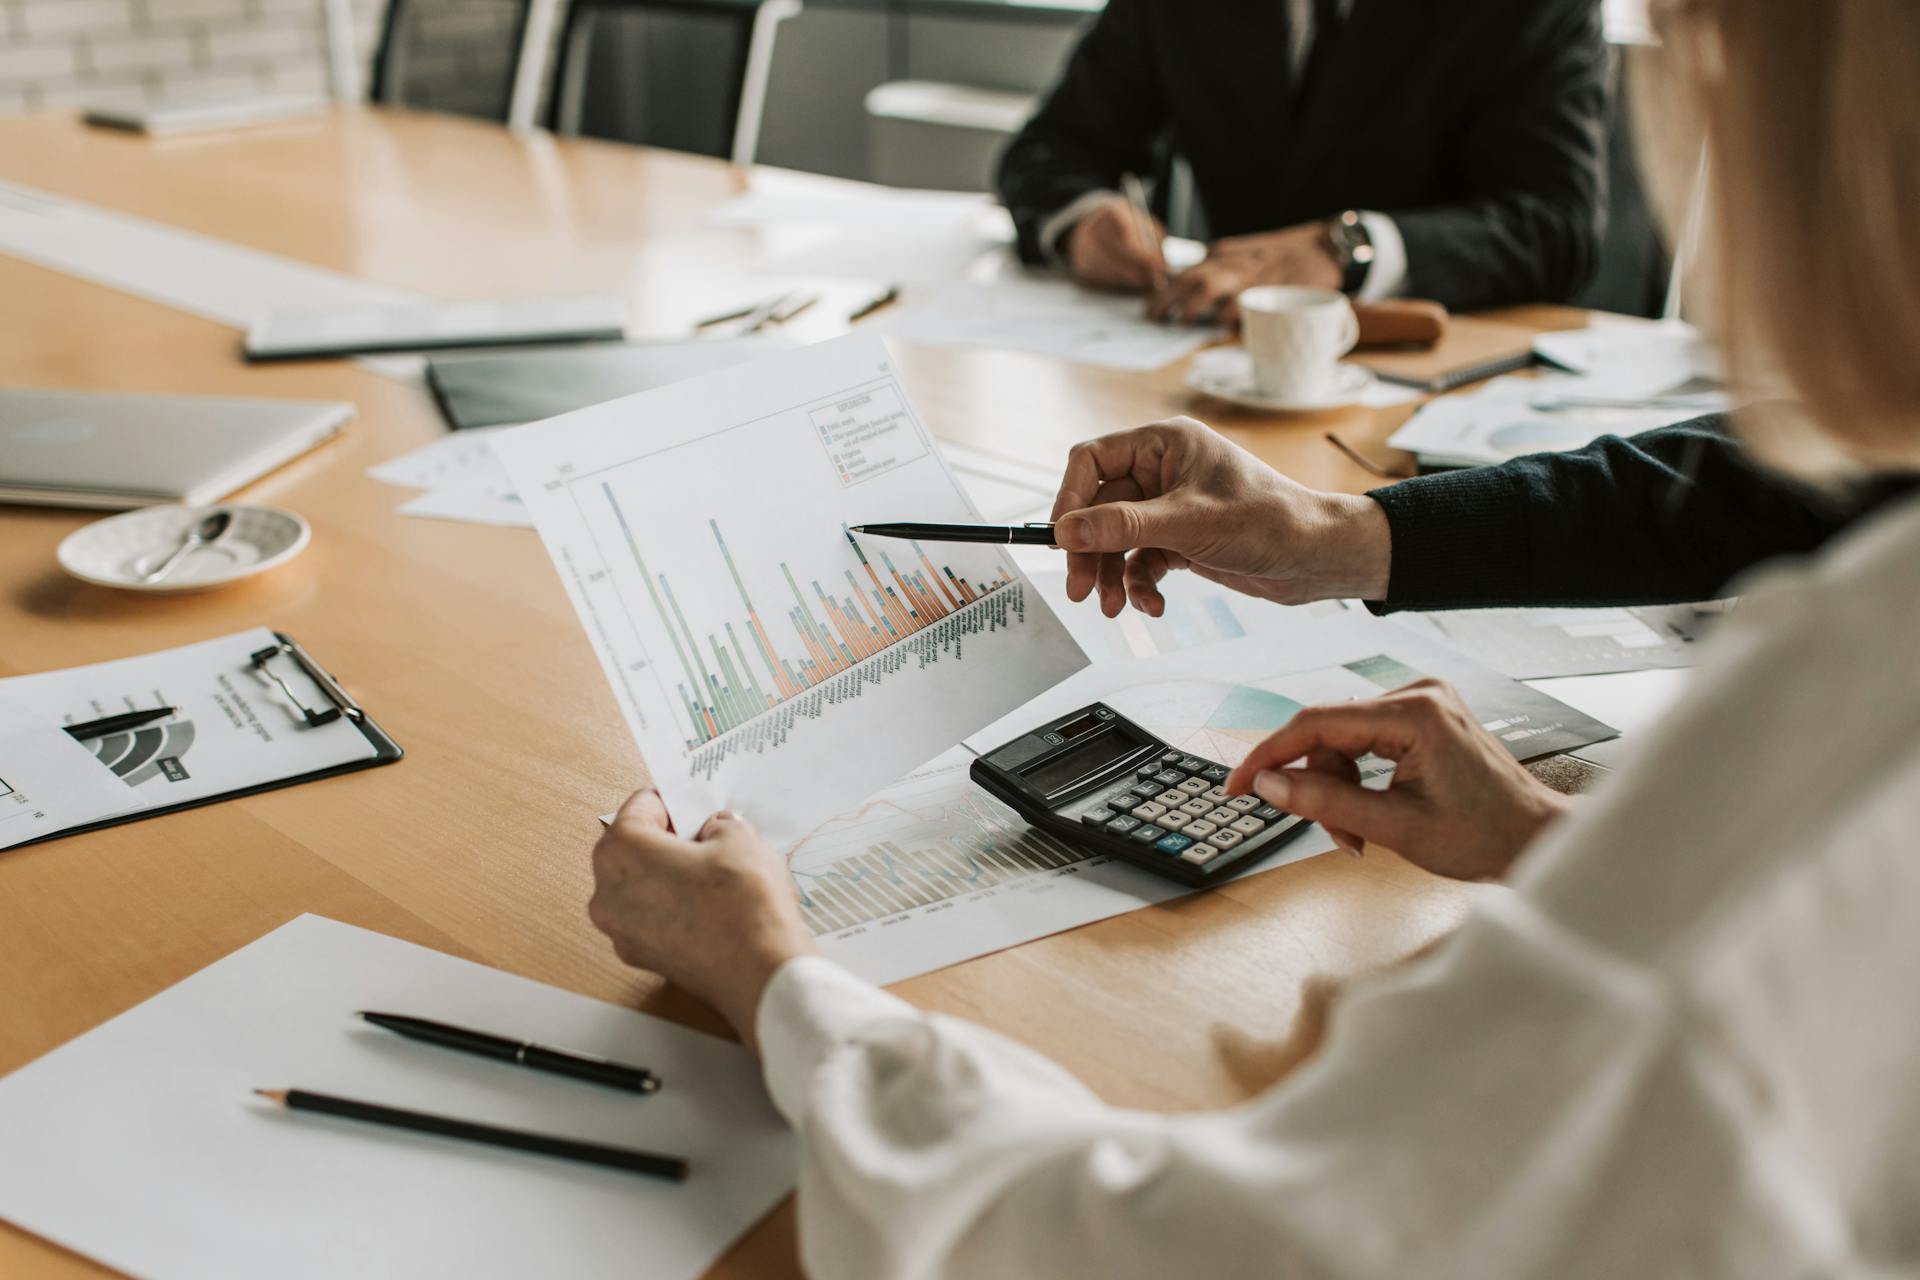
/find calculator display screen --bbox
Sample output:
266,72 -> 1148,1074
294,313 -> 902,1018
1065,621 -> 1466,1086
1021,731 -> 1135,796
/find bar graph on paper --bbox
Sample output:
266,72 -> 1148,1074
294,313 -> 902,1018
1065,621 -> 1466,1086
787,764 -> 1092,935
491,334 -> 1087,846
606,497 -> 1017,756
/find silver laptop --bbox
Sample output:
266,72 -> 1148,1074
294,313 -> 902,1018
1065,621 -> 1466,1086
0,390 -> 352,509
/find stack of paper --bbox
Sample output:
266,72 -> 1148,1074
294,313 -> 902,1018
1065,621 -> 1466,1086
1387,372 -> 1728,469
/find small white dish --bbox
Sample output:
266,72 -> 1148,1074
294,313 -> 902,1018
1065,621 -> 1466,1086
57,504 -> 310,593
1186,347 -> 1377,413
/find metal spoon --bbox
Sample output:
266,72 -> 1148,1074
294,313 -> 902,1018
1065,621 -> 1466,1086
142,509 -> 232,584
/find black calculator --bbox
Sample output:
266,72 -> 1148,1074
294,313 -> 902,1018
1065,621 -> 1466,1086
970,701 -> 1311,887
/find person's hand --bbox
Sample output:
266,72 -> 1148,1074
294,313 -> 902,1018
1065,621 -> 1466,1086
1148,224 -> 1341,325
1050,417 -> 1392,616
1064,196 -> 1168,292
1224,680 -> 1571,881
588,791 -> 817,1051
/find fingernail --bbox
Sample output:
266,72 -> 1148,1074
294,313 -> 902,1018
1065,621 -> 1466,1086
1056,514 -> 1092,550
1253,769 -> 1290,807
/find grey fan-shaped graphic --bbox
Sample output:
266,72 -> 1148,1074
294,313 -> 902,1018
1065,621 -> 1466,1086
90,720 -> 197,786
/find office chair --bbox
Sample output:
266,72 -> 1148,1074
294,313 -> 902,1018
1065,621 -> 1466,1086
548,0 -> 801,166
370,0 -> 533,123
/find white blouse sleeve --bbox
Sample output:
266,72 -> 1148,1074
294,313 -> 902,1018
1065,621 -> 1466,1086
755,892 -> 1814,1280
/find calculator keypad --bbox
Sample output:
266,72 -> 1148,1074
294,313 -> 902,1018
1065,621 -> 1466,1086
1058,745 -> 1299,879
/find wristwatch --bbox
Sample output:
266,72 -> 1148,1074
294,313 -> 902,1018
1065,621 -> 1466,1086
1322,210 -> 1375,294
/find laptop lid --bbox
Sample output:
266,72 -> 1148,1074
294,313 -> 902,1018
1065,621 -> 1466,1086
0,390 -> 351,509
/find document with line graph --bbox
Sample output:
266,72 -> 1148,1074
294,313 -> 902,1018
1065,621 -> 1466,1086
494,334 -> 1088,846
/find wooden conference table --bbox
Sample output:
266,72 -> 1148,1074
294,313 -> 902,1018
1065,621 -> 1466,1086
0,108 -> 1598,1278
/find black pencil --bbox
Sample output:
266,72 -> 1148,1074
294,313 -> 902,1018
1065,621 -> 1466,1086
63,706 -> 178,740
851,521 -> 1058,546
254,1088 -> 689,1181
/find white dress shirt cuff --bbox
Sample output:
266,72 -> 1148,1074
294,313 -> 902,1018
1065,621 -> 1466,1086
756,954 -> 914,1127
1355,210 -> 1409,301
1036,189 -> 1124,265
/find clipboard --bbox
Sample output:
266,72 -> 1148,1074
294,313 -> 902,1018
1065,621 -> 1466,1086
8,631 -> 402,848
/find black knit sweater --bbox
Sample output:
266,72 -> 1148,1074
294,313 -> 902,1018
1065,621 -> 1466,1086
1366,416 -> 1916,612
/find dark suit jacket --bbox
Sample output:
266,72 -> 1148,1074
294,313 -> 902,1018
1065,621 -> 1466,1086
997,0 -> 1610,310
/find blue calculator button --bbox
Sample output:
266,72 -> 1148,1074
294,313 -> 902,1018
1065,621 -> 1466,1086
1129,824 -> 1167,843
1105,814 -> 1142,834
1252,804 -> 1284,821
1153,832 -> 1194,854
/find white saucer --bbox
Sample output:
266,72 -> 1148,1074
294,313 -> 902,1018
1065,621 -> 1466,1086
1186,348 -> 1376,412
57,504 -> 310,593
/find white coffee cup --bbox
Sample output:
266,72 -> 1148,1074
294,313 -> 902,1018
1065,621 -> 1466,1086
1238,285 -> 1359,402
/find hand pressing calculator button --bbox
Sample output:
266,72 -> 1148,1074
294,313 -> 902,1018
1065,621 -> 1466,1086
972,701 -> 1311,887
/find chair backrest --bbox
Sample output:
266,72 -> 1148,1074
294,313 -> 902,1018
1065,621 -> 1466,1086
1572,47 -> 1671,318
371,0 -> 532,122
549,0 -> 798,165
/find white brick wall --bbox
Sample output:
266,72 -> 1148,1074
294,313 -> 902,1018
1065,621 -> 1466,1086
0,0 -> 392,115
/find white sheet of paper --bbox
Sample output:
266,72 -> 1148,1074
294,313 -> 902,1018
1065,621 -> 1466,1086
0,181 -> 419,329
1025,568 -> 1357,663
0,915 -> 794,1280
491,333 -> 1089,846
369,424 -> 519,491
938,440 -> 1059,522
879,275 -> 1222,372
0,692 -> 134,848
0,629 -> 380,847
1386,373 -> 1727,468
398,479 -> 535,527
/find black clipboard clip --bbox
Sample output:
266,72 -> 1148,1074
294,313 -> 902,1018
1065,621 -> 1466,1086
250,635 -> 365,729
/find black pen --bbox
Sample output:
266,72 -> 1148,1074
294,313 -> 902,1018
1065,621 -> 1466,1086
63,706 -> 178,740
851,521 -> 1058,546
358,1011 -> 661,1094
847,285 -> 900,323
254,1088 -> 688,1181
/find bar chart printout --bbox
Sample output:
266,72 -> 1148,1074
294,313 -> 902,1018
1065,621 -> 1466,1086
493,333 -> 1089,846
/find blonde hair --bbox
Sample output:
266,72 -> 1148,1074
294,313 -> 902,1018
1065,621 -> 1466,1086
1640,0 -> 1920,474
